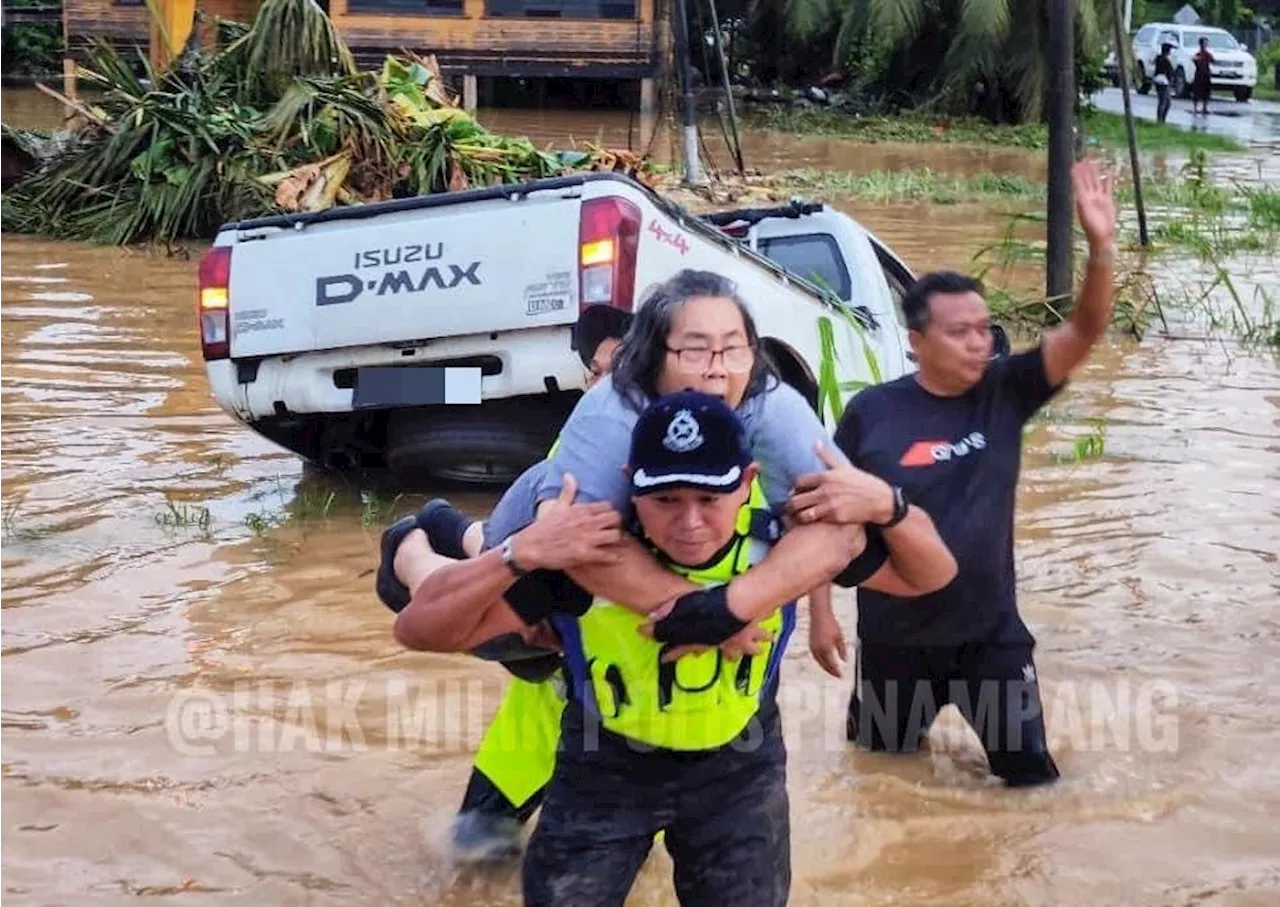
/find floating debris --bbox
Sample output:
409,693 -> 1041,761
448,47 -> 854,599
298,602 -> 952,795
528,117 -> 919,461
0,0 -> 657,246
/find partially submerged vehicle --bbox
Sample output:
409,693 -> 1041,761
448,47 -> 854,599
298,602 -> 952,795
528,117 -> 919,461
197,172 -> 969,485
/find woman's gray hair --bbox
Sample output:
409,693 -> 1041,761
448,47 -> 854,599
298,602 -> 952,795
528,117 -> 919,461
608,268 -> 778,411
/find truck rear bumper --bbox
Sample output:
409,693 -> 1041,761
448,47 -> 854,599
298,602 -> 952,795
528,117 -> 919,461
207,326 -> 586,422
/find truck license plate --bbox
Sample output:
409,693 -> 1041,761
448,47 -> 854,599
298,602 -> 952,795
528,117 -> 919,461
352,367 -> 482,409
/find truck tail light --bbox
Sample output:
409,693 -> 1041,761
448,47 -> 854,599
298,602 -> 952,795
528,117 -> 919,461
197,246 -> 231,361
578,196 -> 641,314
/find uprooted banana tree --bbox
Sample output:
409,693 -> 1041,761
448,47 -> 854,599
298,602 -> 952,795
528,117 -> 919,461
0,0 -> 656,246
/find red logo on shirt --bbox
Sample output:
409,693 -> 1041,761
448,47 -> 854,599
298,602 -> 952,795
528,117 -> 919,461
899,432 -> 987,467
900,441 -> 946,467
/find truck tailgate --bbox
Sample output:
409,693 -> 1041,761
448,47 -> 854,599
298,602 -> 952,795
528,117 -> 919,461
225,193 -> 582,359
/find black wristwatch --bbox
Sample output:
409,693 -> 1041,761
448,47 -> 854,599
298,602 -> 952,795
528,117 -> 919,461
874,486 -> 909,529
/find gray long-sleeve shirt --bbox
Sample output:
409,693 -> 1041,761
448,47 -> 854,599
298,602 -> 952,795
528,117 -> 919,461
480,375 -> 847,549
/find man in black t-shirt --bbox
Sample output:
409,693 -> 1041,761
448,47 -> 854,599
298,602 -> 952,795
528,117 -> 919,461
830,159 -> 1118,787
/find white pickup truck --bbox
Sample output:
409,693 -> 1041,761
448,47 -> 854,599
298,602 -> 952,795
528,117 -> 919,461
197,172 -> 945,485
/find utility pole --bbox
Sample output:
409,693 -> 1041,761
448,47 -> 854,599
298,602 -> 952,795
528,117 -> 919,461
1112,0 -> 1149,246
1046,0 -> 1076,303
705,0 -> 744,174
672,0 -> 706,185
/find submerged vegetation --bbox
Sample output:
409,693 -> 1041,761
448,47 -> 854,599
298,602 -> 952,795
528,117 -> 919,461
746,106 -> 1245,153
972,150 -> 1279,348
656,141 -> 1275,349
0,0 -> 651,246
716,165 -> 1279,214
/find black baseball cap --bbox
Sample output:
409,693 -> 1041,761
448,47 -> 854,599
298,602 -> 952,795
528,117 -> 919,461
572,304 -> 633,368
629,390 -> 751,496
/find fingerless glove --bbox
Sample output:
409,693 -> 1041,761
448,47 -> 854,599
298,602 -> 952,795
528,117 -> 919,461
502,570 -> 593,625
649,586 -> 750,646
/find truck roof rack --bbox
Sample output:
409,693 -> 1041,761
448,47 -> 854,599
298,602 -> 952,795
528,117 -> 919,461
699,200 -> 825,230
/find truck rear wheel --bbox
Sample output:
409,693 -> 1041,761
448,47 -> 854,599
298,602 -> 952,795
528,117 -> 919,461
385,397 -> 574,487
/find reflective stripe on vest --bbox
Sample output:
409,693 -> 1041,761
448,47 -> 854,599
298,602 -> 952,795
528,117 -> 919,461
553,479 -> 796,752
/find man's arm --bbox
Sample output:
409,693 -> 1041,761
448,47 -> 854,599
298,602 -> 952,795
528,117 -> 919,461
567,518 -> 866,621
864,498 -> 956,595
564,533 -> 696,609
724,520 -> 868,620
639,520 -> 870,648
393,531 -> 531,652
392,479 -> 619,653
828,511 -> 956,598
787,442 -> 957,596
1040,159 -> 1117,389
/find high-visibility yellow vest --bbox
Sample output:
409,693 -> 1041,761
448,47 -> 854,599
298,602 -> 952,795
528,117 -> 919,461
555,479 -> 795,752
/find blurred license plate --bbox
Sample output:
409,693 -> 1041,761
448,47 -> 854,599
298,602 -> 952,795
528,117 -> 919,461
352,367 -> 482,409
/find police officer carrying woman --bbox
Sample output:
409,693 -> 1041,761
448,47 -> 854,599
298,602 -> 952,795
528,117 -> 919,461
416,391 -> 805,905
392,390 -> 907,906
392,270 -> 958,653
381,270 -> 960,905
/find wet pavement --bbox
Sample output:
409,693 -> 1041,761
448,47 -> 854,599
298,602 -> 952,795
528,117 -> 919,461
1089,85 -> 1280,146
3,88 -> 1280,906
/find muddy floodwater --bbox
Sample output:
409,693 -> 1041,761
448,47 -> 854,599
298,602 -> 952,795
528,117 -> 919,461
3,91 -> 1280,905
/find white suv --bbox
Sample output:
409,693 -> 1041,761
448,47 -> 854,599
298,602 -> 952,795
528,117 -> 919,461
1132,23 -> 1258,102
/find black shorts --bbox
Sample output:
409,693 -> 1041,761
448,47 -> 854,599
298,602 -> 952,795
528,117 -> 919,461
522,708 -> 791,907
847,641 -> 1060,787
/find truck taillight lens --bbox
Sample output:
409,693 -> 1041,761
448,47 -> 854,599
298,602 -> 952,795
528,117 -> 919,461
197,246 -> 231,361
578,196 -> 641,314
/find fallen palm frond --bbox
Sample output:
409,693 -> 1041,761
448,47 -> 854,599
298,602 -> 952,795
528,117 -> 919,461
0,0 -> 656,246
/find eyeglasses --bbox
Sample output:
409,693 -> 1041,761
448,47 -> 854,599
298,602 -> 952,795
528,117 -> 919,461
665,344 -> 754,373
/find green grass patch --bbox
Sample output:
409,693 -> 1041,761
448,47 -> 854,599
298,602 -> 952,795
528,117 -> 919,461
741,108 -> 1048,149
1080,110 -> 1244,153
759,165 -> 1278,219
742,106 -> 1245,154
769,168 -> 1043,203
1243,184 -> 1280,231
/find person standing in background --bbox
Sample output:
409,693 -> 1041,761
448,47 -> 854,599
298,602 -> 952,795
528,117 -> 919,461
1191,36 -> 1214,116
812,159 -> 1116,788
1154,43 -> 1175,124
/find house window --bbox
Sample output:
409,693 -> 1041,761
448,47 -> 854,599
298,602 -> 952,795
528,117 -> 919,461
348,0 -> 465,14
486,0 -> 639,19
